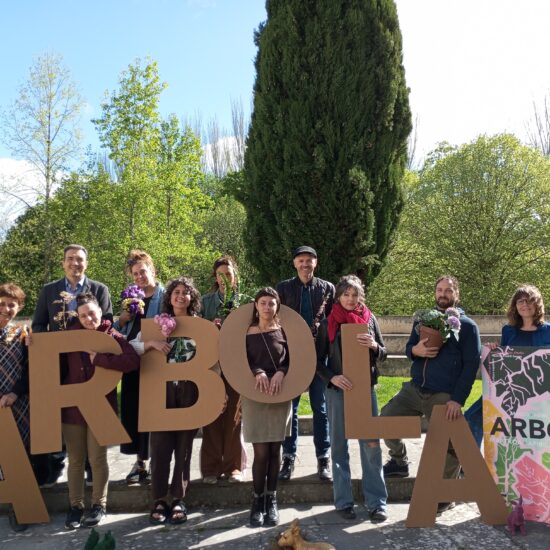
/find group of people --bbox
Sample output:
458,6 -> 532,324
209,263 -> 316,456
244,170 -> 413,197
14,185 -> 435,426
1,242 -> 547,532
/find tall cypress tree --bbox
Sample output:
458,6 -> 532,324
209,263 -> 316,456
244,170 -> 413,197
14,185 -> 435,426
243,0 -> 411,285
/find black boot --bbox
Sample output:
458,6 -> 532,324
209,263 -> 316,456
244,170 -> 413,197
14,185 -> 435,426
278,455 -> 295,481
265,492 -> 279,526
249,493 -> 265,527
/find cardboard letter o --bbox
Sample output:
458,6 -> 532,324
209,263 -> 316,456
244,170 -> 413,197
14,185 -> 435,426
219,303 -> 316,403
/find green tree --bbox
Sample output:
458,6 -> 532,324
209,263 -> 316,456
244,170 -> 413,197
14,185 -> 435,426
1,52 -> 84,281
92,59 -> 215,292
368,134 -> 550,315
242,0 -> 411,284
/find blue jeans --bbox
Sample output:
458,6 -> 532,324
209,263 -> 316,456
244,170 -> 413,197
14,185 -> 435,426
326,387 -> 387,512
464,397 -> 483,449
282,373 -> 330,459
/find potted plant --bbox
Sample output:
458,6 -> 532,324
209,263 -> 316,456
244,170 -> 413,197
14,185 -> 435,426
413,307 -> 461,350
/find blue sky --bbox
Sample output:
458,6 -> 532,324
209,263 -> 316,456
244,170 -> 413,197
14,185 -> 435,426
1,0 -> 550,164
0,0 -> 266,157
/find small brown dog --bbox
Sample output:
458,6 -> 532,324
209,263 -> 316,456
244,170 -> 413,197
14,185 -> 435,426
278,519 -> 336,550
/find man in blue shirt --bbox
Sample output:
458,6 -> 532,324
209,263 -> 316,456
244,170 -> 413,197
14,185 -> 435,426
276,246 -> 335,481
31,244 -> 113,487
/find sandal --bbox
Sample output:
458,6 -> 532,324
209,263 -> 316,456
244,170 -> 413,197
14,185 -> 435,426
169,499 -> 187,525
149,500 -> 169,525
126,462 -> 148,485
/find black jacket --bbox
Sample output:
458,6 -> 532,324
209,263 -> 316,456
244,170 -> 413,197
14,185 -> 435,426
32,276 -> 113,333
316,315 -> 387,388
276,276 -> 335,332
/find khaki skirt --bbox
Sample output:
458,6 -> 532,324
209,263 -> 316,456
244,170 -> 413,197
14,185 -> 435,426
241,397 -> 292,443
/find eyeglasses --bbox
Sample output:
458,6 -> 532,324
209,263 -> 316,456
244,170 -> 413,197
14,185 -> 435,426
516,298 -> 533,306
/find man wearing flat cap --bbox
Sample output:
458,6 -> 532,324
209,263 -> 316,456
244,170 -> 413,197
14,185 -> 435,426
276,246 -> 335,481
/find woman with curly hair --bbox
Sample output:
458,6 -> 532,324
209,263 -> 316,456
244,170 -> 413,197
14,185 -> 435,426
200,255 -> 246,484
115,250 -> 164,484
465,284 -> 550,447
129,277 -> 201,525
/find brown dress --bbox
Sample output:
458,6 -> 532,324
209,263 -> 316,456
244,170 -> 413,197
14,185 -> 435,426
241,328 -> 292,443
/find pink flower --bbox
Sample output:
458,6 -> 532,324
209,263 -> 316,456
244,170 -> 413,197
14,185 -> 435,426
154,313 -> 177,337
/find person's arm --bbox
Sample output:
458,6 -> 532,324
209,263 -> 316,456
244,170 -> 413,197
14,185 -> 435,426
32,285 -> 50,333
450,320 -> 482,406
371,315 -> 387,363
92,333 -> 140,373
97,284 -> 113,323
324,282 -> 335,317
315,321 -> 333,384
11,345 -> 29,397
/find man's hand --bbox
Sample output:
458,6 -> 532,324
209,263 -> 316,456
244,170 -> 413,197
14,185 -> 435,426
445,400 -> 462,421
330,374 -> 353,391
269,371 -> 284,395
412,338 -> 439,358
255,372 -> 270,393
0,392 -> 18,407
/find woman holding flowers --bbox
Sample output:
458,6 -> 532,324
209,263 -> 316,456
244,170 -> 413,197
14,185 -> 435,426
316,275 -> 388,522
465,284 -> 550,447
129,277 -> 201,525
200,255 -> 246,484
115,249 -> 164,484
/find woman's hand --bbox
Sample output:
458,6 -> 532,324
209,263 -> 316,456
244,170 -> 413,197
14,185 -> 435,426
88,351 -> 97,363
145,340 -> 172,354
0,392 -> 18,407
118,310 -> 133,328
268,371 -> 284,395
330,374 -> 353,391
357,332 -> 378,351
255,372 -> 270,393
486,342 -> 499,350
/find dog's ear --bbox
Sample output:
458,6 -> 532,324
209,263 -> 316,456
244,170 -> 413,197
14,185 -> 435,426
290,518 -> 299,528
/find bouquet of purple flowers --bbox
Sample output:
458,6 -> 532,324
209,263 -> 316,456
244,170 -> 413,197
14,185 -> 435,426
120,284 -> 146,316
154,313 -> 177,337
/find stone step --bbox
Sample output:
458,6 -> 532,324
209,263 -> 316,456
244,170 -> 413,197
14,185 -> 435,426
382,334 -> 500,355
379,356 -> 482,379
34,476 -> 416,513
377,315 -> 508,335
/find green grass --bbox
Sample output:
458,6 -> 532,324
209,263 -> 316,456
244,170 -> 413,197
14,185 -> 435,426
297,376 -> 482,416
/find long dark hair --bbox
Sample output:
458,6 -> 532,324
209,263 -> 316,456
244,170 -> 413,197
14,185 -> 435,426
250,287 -> 281,326
162,277 -> 201,317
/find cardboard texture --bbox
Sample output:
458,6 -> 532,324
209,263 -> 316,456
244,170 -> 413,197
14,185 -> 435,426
406,405 -> 508,527
138,317 -> 226,431
29,331 -> 130,454
341,324 -> 421,439
0,408 -> 49,524
219,304 -> 316,403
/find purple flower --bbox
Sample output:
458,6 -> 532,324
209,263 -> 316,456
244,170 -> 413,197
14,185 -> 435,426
154,313 -> 177,337
447,316 -> 460,330
445,307 -> 460,318
120,284 -> 145,301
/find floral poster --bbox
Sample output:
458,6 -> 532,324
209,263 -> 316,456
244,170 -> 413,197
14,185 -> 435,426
481,346 -> 550,523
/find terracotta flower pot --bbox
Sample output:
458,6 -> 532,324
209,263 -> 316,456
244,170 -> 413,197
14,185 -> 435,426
419,325 -> 443,350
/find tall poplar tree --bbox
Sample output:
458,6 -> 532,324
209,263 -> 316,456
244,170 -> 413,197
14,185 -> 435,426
243,0 -> 411,284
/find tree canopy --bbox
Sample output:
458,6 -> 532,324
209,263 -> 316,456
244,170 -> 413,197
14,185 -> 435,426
241,0 -> 411,285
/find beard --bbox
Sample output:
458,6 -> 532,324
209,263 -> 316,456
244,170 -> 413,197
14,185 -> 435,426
436,297 -> 456,310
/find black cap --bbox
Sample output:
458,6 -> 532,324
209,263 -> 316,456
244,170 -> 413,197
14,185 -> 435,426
293,246 -> 317,258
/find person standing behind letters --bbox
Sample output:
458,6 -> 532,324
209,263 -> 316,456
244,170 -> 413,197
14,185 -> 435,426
381,275 -> 481,515
276,246 -> 334,481
32,244 -> 113,487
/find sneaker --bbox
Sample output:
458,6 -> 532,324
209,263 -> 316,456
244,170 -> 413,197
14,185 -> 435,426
370,507 -> 388,522
65,506 -> 83,530
383,458 -> 409,478
82,504 -> 106,527
278,455 -> 295,481
227,472 -> 242,483
317,457 -> 332,481
126,462 -> 148,485
436,502 -> 455,515
337,506 -> 356,520
203,476 -> 218,484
